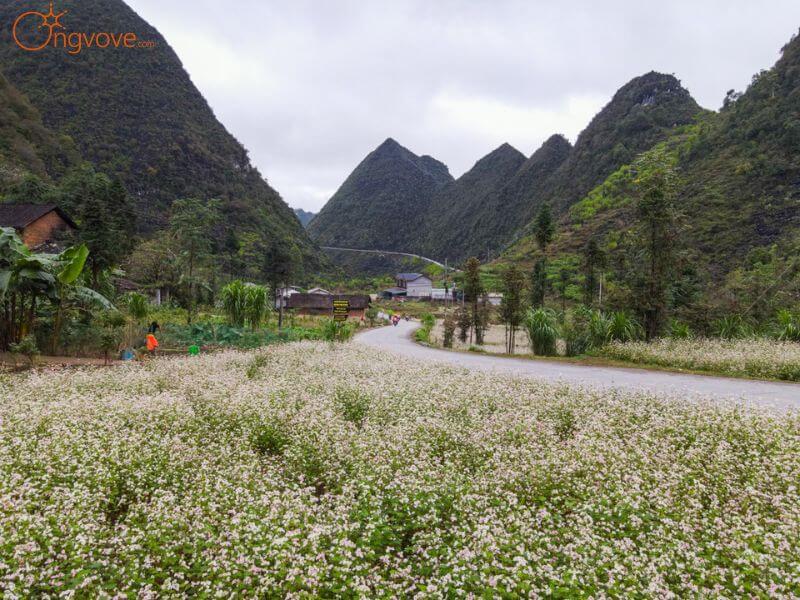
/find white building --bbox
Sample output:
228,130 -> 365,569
275,285 -> 302,309
395,273 -> 433,298
487,292 -> 503,306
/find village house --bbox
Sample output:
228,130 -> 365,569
286,293 -> 371,320
0,203 -> 77,249
394,273 -> 433,298
274,285 -> 302,309
307,287 -> 332,295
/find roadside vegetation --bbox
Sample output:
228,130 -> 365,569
2,343 -> 799,597
427,159 -> 800,381
602,338 -> 800,381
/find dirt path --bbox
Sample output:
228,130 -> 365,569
355,321 -> 800,410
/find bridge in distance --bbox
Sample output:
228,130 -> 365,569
319,246 -> 454,270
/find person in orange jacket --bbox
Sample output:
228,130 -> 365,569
146,332 -> 159,356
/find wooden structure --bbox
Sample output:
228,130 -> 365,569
286,293 -> 371,319
395,273 -> 433,298
0,203 -> 77,249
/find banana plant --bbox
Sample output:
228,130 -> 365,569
0,227 -> 112,352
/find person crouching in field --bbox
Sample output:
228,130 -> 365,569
146,332 -> 159,357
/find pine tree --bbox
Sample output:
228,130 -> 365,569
500,264 -> 526,353
630,148 -> 681,340
534,202 -> 555,252
530,258 -> 547,308
583,237 -> 605,306
531,202 -> 556,308
170,198 -> 221,323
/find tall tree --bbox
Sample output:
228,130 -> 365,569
530,258 -> 547,308
263,240 -> 297,330
59,167 -> 137,288
531,202 -> 556,307
630,148 -> 680,340
583,237 -> 606,306
534,202 -> 555,252
170,198 -> 221,323
462,257 -> 485,343
556,266 -> 571,312
5,174 -> 57,204
500,264 -> 526,353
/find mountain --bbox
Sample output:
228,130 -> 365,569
294,208 -> 316,228
307,138 -> 452,250
499,30 -> 800,297
0,0 -> 322,273
313,72 -> 701,268
525,72 -> 702,220
493,134 -> 572,231
0,71 -> 79,191
418,143 -> 526,263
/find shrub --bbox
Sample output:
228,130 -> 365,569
321,319 -> 355,343
563,320 -> 591,357
669,319 -> 693,339
245,285 -> 270,329
123,292 -> 149,322
335,387 -> 371,429
713,315 -> 752,339
608,311 -> 640,342
775,309 -> 800,342
250,419 -> 290,456
221,281 -> 271,329
415,313 -> 435,344
551,405 -> 578,441
524,308 -> 559,356
442,312 -> 456,348
456,308 -> 470,343
221,280 -> 248,327
9,334 -> 39,366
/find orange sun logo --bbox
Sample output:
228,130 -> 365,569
13,2 -> 68,52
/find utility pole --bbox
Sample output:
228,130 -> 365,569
599,273 -> 604,306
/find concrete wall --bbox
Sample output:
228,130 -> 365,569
406,281 -> 433,298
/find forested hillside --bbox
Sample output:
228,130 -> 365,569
0,71 -> 79,191
294,208 -> 316,228
314,72 -> 702,268
418,143 -> 526,262
307,138 -> 452,250
494,31 -> 800,325
506,33 -> 800,272
0,0 -> 322,274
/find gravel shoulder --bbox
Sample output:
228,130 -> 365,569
355,321 -> 800,410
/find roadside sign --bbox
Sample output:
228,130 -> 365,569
333,299 -> 350,322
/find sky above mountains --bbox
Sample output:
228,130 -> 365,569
125,0 -> 800,212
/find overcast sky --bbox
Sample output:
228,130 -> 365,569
125,0 -> 800,212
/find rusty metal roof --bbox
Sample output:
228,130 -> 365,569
0,203 -> 77,230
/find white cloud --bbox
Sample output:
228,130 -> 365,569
124,0 -> 800,211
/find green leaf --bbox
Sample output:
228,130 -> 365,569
0,270 -> 10,298
73,286 -> 113,309
57,244 -> 89,285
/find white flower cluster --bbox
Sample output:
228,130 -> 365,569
1,343 -> 799,597
602,338 -> 800,381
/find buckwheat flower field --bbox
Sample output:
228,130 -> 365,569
2,342 -> 800,597
602,338 -> 800,381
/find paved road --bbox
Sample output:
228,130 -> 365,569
356,321 -> 800,410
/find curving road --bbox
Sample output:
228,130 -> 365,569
355,321 -> 800,410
